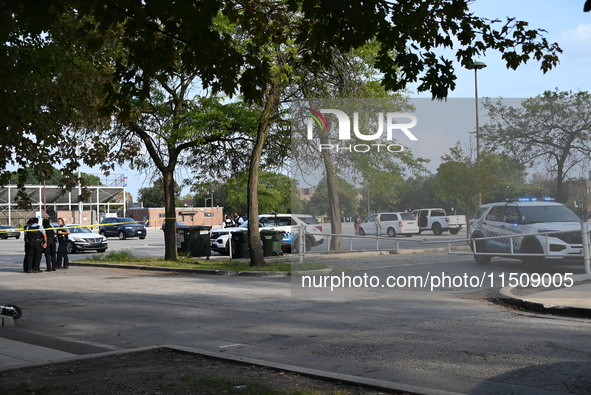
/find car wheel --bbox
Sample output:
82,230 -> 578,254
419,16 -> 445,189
0,235 -> 6,240
139,236 -> 146,240
15,234 -> 20,239
292,236 -> 313,253
405,234 -> 413,237
359,228 -> 366,236
118,231 -> 126,240
449,228 -> 460,235
97,249 -> 106,253
387,227 -> 396,238
66,241 -> 76,254
470,232 -> 491,265
432,222 -> 443,235
521,238 -> 544,269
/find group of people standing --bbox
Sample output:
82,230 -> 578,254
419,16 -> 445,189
222,212 -> 245,228
23,217 -> 70,273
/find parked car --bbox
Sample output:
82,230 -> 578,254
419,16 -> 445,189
468,198 -> 583,265
412,208 -> 466,235
0,225 -> 21,239
99,217 -> 147,240
66,225 -> 108,254
210,213 -> 324,255
359,212 -> 419,237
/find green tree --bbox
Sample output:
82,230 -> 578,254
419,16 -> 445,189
307,177 -> 359,219
434,145 -> 527,215
138,178 -> 182,208
224,171 -> 293,215
481,90 -> 591,202
122,81 -> 260,260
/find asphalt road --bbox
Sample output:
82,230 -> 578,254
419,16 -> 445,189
1,232 -> 590,394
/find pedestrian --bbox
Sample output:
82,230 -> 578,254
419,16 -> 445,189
375,214 -> 382,236
233,212 -> 244,226
55,218 -> 70,269
353,214 -> 362,235
25,217 -> 47,273
222,214 -> 235,228
42,218 -> 57,271
22,218 -> 34,273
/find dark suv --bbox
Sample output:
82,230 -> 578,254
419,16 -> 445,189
99,217 -> 147,240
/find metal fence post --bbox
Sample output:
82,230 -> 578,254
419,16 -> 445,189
581,222 -> 591,275
228,230 -> 233,260
298,225 -> 305,264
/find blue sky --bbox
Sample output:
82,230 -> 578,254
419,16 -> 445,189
418,0 -> 591,98
94,0 -> 591,198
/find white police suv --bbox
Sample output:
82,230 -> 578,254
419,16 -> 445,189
468,198 -> 584,265
210,213 -> 324,255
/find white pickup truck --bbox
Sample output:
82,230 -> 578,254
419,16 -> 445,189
411,208 -> 466,235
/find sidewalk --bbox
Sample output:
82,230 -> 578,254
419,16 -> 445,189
500,274 -> 591,311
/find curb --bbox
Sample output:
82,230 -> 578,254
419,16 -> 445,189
498,286 -> 591,315
71,262 -> 297,277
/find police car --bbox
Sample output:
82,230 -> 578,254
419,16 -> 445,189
210,214 -> 324,255
468,198 -> 584,265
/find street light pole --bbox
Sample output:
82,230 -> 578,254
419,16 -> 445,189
467,61 -> 486,205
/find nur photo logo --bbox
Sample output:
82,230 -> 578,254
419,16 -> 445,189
305,108 -> 418,153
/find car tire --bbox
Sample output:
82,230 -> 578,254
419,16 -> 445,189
359,228 -> 366,236
521,238 -> 544,269
97,249 -> 106,253
449,228 -> 460,235
139,236 -> 146,240
387,227 -> 397,238
470,232 -> 491,265
66,241 -> 76,254
15,234 -> 20,239
292,236 -> 313,253
118,231 -> 126,240
405,234 -> 413,237
432,222 -> 443,235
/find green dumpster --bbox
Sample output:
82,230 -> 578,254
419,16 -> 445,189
260,229 -> 284,256
231,230 -> 249,258
177,226 -> 211,257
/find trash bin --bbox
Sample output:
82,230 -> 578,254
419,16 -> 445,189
177,226 -> 211,257
231,230 -> 249,259
260,229 -> 284,256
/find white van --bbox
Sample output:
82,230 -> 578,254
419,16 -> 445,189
359,212 -> 419,237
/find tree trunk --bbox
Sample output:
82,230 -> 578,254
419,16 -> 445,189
319,132 -> 342,251
248,80 -> 285,267
163,170 -> 178,260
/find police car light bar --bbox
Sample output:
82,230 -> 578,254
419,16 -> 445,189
507,197 -> 555,202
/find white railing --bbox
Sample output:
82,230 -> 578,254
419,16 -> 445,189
293,223 -> 591,274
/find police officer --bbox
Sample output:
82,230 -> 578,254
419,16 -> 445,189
22,218 -> 34,273
25,217 -> 47,273
55,218 -> 70,269
42,218 -> 57,271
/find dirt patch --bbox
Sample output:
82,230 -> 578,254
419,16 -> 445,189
1,347 -> 403,394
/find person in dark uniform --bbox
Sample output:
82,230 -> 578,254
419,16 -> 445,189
22,218 -> 34,273
25,217 -> 47,273
55,217 -> 70,269
42,218 -> 57,271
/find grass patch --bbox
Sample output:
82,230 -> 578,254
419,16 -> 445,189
79,250 -> 328,273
